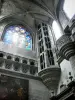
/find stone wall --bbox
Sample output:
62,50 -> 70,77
57,59 -> 74,94
0,73 -> 50,100
29,79 -> 50,100
69,55 -> 75,77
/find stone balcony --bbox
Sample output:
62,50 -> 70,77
0,51 -> 39,79
38,66 -> 61,93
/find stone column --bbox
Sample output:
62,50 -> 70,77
56,35 -> 75,77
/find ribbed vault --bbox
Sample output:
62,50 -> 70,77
0,0 -> 60,24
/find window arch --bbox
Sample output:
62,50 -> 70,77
3,25 -> 32,50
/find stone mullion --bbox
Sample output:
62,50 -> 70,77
36,31 -> 41,72
41,24 -> 47,68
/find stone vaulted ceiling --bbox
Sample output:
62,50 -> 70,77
12,0 -> 59,20
0,0 -> 60,32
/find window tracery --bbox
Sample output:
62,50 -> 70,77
3,25 -> 32,50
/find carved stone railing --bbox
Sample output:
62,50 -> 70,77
0,51 -> 38,77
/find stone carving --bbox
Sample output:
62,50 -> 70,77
56,35 -> 72,50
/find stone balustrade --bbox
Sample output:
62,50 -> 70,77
0,51 -> 38,77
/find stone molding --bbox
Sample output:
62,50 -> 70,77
0,51 -> 39,80
38,66 -> 61,92
56,35 -> 75,60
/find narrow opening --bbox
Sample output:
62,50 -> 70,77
15,57 -> 19,62
22,60 -> 27,64
41,64 -> 43,69
43,27 -> 47,31
43,54 -> 44,60
40,55 -> 43,63
39,34 -> 42,40
42,23 -> 47,26
46,31 -> 48,36
45,37 -> 47,42
38,29 -> 41,35
38,24 -> 41,29
30,68 -> 35,75
43,27 -> 45,31
40,48 -> 42,53
52,59 -> 54,65
41,34 -> 42,39
48,43 -> 51,48
47,50 -> 49,57
41,40 -> 43,45
50,50 -> 53,57
39,41 -> 41,46
0,53 -> 4,57
49,59 -> 51,65
45,27 -> 47,31
30,61 -> 35,66
47,37 -> 50,42
44,31 -> 46,36
7,56 -> 12,59
14,66 -> 19,71
39,35 -> 42,40
44,62 -> 45,68
42,46 -> 44,51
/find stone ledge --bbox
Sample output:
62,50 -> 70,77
0,68 -> 41,81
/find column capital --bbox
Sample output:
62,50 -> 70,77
56,35 -> 75,60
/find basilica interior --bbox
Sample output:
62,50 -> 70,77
0,0 -> 75,100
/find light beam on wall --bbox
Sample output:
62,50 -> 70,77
63,0 -> 75,19
52,21 -> 62,40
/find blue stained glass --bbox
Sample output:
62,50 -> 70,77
25,34 -> 32,50
3,32 -> 13,44
3,25 -> 32,50
25,32 -> 30,35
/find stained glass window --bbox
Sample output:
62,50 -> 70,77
3,25 -> 32,50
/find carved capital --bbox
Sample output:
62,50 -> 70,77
56,35 -> 75,60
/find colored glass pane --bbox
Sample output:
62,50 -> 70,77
3,25 -> 32,50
